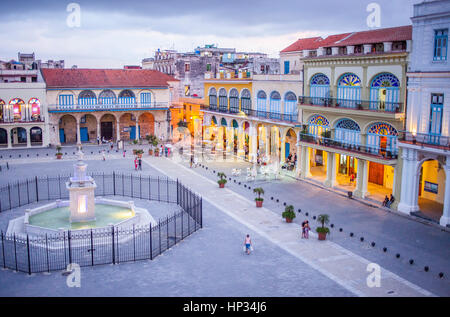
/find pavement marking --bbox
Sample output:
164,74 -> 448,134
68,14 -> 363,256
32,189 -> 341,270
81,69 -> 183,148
148,157 -> 438,296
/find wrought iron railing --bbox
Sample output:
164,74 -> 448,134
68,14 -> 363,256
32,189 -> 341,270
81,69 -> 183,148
399,131 -> 450,150
0,117 -> 45,124
48,102 -> 169,111
298,132 -> 399,159
203,105 -> 299,123
298,96 -> 404,113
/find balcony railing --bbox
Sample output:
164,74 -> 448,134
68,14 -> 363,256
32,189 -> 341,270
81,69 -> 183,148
298,96 -> 404,113
48,102 -> 169,111
1,117 -> 45,124
399,131 -> 450,151
203,105 -> 298,123
299,132 -> 399,160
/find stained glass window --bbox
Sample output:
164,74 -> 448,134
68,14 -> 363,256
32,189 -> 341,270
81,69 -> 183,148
309,115 -> 330,126
336,119 -> 360,131
368,122 -> 398,136
338,73 -> 361,87
29,98 -> 41,116
257,91 -> 266,99
371,73 -> 400,87
270,91 -> 281,100
310,73 -> 330,85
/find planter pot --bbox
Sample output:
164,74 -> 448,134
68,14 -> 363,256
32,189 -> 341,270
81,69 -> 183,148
56,154 -> 62,160
318,232 -> 327,241
138,154 -> 143,158
219,183 -> 225,188
148,150 -> 153,155
285,218 -> 293,223
255,200 -> 263,208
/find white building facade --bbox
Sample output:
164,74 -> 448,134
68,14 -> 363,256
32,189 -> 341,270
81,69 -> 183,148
398,0 -> 450,226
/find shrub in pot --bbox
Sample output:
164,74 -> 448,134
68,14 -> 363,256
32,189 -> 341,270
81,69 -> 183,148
282,205 -> 296,223
217,172 -> 227,188
55,145 -> 63,159
316,214 -> 330,240
253,187 -> 264,207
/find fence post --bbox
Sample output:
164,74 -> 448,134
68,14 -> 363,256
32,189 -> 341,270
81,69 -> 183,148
158,220 -> 161,255
90,230 -> 94,266
1,231 -> 5,269
13,233 -> 17,272
116,228 -> 120,264
188,207 -> 190,235
26,235 -> 31,275
35,176 -> 39,202
149,225 -> 153,260
8,184 -> 11,210
45,234 -> 49,273
26,178 -> 30,204
176,179 -> 179,205
112,226 -> 115,265
140,174 -> 142,199
200,197 -> 203,229
166,215 -> 169,250
133,224 -> 136,262
181,210 -> 184,240
174,212 -> 177,245
113,171 -> 116,195
68,230 -> 72,264
63,231 -> 67,267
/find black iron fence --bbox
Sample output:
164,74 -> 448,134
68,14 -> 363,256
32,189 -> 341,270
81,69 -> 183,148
203,105 -> 299,123
0,173 -> 202,274
298,96 -> 404,113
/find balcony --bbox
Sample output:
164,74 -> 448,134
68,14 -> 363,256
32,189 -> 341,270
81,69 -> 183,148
1,117 -> 45,124
299,132 -> 399,160
399,131 -> 450,151
48,102 -> 169,112
202,105 -> 298,124
298,96 -> 404,114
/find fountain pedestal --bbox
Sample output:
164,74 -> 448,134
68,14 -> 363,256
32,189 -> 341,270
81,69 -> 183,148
66,151 -> 97,223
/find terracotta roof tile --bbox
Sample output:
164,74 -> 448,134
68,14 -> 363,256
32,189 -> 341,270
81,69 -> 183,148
41,68 -> 178,89
280,37 -> 323,53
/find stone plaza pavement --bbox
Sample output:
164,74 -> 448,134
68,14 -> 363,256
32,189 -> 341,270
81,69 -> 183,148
143,156 -> 437,297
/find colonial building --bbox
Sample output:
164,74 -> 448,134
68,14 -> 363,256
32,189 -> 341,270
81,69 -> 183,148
0,81 -> 48,148
296,25 -> 412,208
398,0 -> 450,226
41,68 -> 178,146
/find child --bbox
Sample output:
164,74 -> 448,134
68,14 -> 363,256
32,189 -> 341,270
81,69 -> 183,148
134,157 -> 138,171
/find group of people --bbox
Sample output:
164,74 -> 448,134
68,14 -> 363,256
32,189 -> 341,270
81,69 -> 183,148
134,156 -> 142,170
301,220 -> 310,239
382,194 -> 395,208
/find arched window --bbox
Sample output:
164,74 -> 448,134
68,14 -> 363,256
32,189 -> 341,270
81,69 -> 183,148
240,89 -> 251,115
369,73 -> 400,112
310,73 -> 330,105
219,88 -> 228,112
284,92 -> 297,118
308,114 -> 330,136
99,89 -> 116,106
367,122 -> 398,157
28,98 -> 41,119
337,73 -> 361,108
209,88 -> 217,109
335,118 -> 361,146
58,93 -> 74,107
229,88 -> 239,113
221,118 -> 227,127
270,91 -> 281,119
78,90 -> 97,106
9,98 -> 24,121
257,91 -> 267,117
0,99 -> 5,121
119,90 -> 136,105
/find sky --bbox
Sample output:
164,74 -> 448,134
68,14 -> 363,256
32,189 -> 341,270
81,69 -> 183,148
0,0 -> 419,68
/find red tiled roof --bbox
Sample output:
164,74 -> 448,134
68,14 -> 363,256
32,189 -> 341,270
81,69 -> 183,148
280,37 -> 323,53
281,25 -> 411,52
323,25 -> 412,47
41,68 -> 178,89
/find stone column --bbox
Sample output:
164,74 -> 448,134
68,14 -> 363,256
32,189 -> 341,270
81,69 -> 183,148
26,128 -> 31,148
398,148 -> 420,214
216,127 -> 223,150
363,44 -> 372,54
7,128 -> 12,148
324,152 -> 336,187
116,121 -> 120,142
265,126 -> 270,158
226,127 -> 233,153
299,146 -> 311,179
249,124 -> 257,163
295,134 -> 301,177
97,121 -> 101,142
76,119 -> 81,144
135,119 -> 139,141
353,159 -> 368,198
383,42 -> 393,52
440,158 -> 450,226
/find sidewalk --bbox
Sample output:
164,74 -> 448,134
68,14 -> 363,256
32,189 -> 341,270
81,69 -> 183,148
143,156 -> 434,297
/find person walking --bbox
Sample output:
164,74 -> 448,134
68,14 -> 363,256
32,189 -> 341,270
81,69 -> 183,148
301,221 -> 306,239
123,149 -> 126,158
138,157 -> 142,171
190,154 -> 194,168
304,221 -> 310,239
244,234 -> 252,255
134,157 -> 138,171
102,150 -> 106,161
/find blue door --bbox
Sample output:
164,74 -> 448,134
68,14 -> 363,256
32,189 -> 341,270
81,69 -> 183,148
130,126 -> 141,140
80,127 -> 89,142
284,61 -> 290,74
285,142 -> 290,159
59,128 -> 65,143
429,94 -> 444,145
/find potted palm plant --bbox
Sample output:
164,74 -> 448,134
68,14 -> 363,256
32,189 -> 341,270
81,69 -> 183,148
55,145 -> 63,159
316,214 -> 330,241
133,149 -> 144,158
282,205 -> 296,223
253,187 -> 264,207
217,172 -> 227,188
